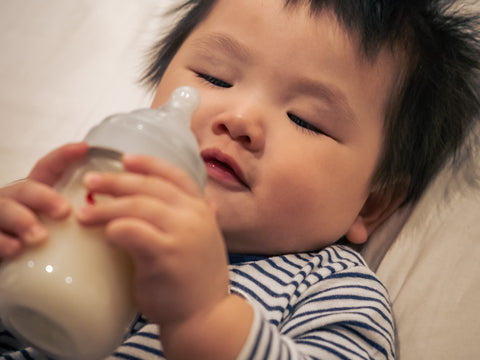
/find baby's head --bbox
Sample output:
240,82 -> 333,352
144,0 -> 480,255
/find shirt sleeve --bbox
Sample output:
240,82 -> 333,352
235,266 -> 396,360
1,318 -> 47,360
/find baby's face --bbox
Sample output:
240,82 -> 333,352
152,0 -> 400,254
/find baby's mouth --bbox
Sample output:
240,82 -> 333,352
201,150 -> 250,189
209,159 -> 234,173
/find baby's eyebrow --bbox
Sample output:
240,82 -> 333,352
191,32 -> 254,63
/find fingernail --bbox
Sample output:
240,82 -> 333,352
84,172 -> 102,186
51,201 -> 71,219
24,224 -> 48,244
75,206 -> 92,222
122,154 -> 137,162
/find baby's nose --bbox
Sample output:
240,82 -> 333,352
213,111 -> 265,152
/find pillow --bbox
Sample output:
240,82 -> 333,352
362,1 -> 480,357
362,121 -> 480,359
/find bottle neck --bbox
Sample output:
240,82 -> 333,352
54,147 -> 124,209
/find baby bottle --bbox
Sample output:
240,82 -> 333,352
0,86 -> 206,360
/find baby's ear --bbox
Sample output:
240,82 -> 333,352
345,190 -> 406,245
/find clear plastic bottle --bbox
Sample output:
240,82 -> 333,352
0,86 -> 205,360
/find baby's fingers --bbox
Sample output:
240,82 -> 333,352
123,154 -> 201,196
2,180 -> 71,219
76,196 -> 166,229
105,218 -> 163,264
28,142 -> 88,186
77,204 -> 168,266
0,198 -> 48,257
83,171 -> 195,207
0,181 -> 71,258
0,233 -> 22,258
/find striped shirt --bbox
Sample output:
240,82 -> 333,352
1,244 -> 395,359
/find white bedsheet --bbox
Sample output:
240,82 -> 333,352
0,0 -> 178,185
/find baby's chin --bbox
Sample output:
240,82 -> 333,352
223,231 -> 331,256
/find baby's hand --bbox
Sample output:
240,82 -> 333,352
0,142 -> 88,258
77,154 -> 231,326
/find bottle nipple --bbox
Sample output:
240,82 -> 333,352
165,86 -> 200,120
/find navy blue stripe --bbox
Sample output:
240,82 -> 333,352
339,322 -> 392,358
293,253 -> 313,263
247,319 -> 265,360
331,269 -> 389,293
123,342 -> 163,356
297,283 -> 390,312
265,258 -> 295,278
19,350 -> 35,360
250,262 -> 290,287
290,283 -> 391,317
279,255 -> 304,269
263,324 -> 273,358
298,336 -> 369,359
0,343 -> 18,352
134,331 -> 160,340
344,322 -> 394,359
336,246 -> 367,266
314,271 -> 390,297
296,339 -> 354,360
285,308 -> 393,345
289,303 -> 393,333
112,352 -> 144,360
326,328 -> 373,358
324,248 -> 337,266
285,310 -> 394,354
303,291 -> 391,318
326,288 -> 390,315
313,269 -> 380,283
229,280 -> 285,316
230,268 -> 292,300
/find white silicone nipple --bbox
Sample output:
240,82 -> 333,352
165,86 -> 200,123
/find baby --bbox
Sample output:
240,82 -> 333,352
1,0 -> 479,359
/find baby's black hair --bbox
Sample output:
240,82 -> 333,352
143,0 -> 480,204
